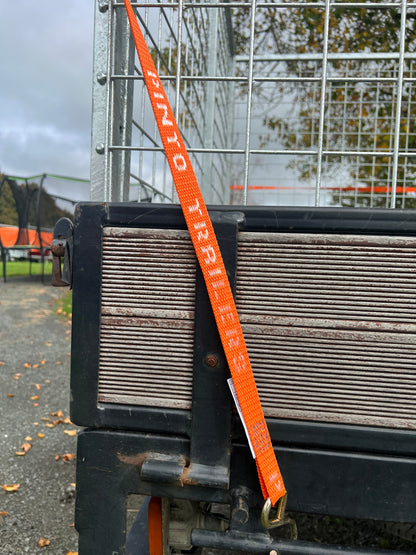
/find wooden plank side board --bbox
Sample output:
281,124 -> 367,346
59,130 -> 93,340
98,227 -> 416,428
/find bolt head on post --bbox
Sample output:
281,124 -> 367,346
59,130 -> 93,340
96,143 -> 105,155
205,355 -> 219,368
98,0 -> 109,13
97,72 -> 107,85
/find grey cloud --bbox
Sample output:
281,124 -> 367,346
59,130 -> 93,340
0,1 -> 94,202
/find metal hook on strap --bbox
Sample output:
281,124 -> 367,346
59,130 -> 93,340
261,495 -> 297,539
261,495 -> 287,529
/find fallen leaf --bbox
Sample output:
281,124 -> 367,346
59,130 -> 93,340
7,394 -> 14,398
45,379 -> 51,383
31,395 -> 39,401
25,436 -> 32,441
37,433 -> 45,439
20,442 -> 32,452
35,384 -> 42,390
45,342 -> 52,347
33,422 -> 39,426
56,361 -> 62,365
24,363 -> 32,368
13,373 -> 21,380
0,361 -> 5,366
66,330 -> 71,335
15,442 -> 32,456
32,364 -> 40,369
39,359 -> 46,365
55,453 -> 76,462
44,415 -> 66,428
64,430 -> 77,437
37,537 -> 51,548
33,403 -> 39,407
51,411 -> 65,418
0,511 -> 9,516
2,484 -> 20,492
66,551 -> 78,554
70,483 -> 76,488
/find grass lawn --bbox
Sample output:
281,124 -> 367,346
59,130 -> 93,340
2,259 -> 73,317
2,260 -> 53,277
57,289 -> 73,318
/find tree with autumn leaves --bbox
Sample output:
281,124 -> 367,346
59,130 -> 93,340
232,2 -> 416,208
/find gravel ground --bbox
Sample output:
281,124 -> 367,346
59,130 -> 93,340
1,275 -> 415,555
0,275 -> 78,555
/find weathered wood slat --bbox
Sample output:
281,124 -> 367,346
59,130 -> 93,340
98,228 -> 416,429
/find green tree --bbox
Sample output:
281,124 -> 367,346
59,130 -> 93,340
0,179 -> 18,225
0,175 -> 72,229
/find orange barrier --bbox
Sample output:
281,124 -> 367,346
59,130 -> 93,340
0,226 -> 53,248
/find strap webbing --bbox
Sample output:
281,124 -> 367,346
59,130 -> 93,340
123,0 -> 286,506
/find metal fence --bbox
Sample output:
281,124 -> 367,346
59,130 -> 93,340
91,0 -> 416,209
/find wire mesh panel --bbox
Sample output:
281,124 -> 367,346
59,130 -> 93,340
231,0 -> 416,208
91,0 -> 416,208
91,0 -> 235,204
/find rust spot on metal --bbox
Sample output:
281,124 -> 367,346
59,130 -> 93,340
205,354 -> 219,368
182,466 -> 198,486
51,239 -> 66,257
51,239 -> 67,287
117,452 -> 148,467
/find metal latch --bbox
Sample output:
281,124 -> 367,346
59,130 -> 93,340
51,217 -> 73,287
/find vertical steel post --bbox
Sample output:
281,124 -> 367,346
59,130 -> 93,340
242,0 -> 257,206
201,2 -> 220,202
90,0 -> 134,202
172,0 -> 185,202
90,0 -> 112,201
315,0 -> 331,207
391,0 -> 408,209
110,6 -> 135,202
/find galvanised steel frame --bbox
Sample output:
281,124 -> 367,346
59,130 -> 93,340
91,0 -> 235,204
90,1 -> 416,209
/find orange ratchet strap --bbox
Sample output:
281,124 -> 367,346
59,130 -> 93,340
123,0 -> 286,510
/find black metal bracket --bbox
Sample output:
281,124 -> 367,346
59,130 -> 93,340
51,217 -> 74,287
185,211 -> 245,489
191,528 -> 412,555
140,211 -> 245,491
140,454 -> 187,487
75,428 -> 416,555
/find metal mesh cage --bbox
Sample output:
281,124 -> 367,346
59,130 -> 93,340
91,0 -> 416,209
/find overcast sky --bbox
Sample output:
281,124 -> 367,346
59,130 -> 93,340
0,1 -> 95,204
